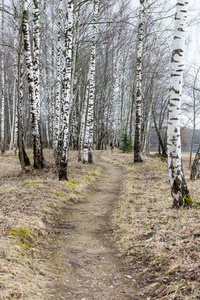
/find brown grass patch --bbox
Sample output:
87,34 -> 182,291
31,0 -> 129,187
101,149 -> 200,299
0,149 -> 101,299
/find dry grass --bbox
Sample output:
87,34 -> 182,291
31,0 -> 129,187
0,149 -> 101,299
101,149 -> 200,300
1,147 -> 200,299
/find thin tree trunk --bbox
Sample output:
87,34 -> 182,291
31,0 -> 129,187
82,74 -> 90,163
191,143 -> 200,180
134,0 -> 145,163
152,102 -> 166,156
189,68 -> 200,170
18,52 -> 31,169
12,5 -> 19,154
22,0 -> 43,169
1,0 -> 5,153
51,2 -> 55,149
54,0 -> 62,159
143,105 -> 152,156
10,7 -> 18,152
69,8 -> 80,112
18,0 -> 31,169
33,0 -> 44,167
58,0 -> 74,180
78,79 -> 88,162
83,0 -> 99,164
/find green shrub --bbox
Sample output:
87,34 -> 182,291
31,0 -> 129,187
121,134 -> 133,153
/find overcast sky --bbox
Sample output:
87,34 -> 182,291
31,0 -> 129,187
130,0 -> 200,128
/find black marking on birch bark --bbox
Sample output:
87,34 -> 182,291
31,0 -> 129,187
172,49 -> 183,62
171,74 -> 181,77
170,87 -> 179,94
171,98 -> 180,101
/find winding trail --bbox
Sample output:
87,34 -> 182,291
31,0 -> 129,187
46,158 -> 142,300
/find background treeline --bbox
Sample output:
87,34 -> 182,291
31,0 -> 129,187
0,0 -> 199,167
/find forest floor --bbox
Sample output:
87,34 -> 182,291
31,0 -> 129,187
0,149 -> 200,299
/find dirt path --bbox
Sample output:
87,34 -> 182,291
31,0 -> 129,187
45,158 -> 143,300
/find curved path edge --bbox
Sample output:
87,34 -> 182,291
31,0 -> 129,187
45,156 -> 144,300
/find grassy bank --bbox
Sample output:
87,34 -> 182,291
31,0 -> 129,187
101,149 -> 200,299
0,149 -> 101,299
1,148 -> 200,299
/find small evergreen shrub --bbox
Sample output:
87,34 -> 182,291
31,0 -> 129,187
121,134 -> 133,153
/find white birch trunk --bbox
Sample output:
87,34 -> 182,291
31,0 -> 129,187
83,0 -> 99,163
33,0 -> 44,165
134,0 -> 145,163
10,8 -> 18,151
54,0 -> 62,156
58,0 -> 74,180
111,44 -> 121,145
69,9 -> 80,112
33,0 -> 40,121
78,81 -> 88,162
22,0 -> 43,169
143,105 -> 152,156
113,52 -> 123,144
1,0 -> 5,153
51,4 -> 55,149
167,0 -> 193,206
11,85 -> 17,152
83,74 -> 90,163
190,67 -> 200,176
11,6 -> 19,154
13,100 -> 18,156
71,101 -> 78,150
191,143 -> 200,180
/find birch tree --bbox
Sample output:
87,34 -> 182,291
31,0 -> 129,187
22,0 -> 44,169
58,0 -> 74,180
191,143 -> 200,180
33,0 -> 44,166
18,50 -> 31,170
14,0 -> 31,169
83,0 -> 99,164
78,75 -> 88,162
50,1 -> 55,149
1,0 -> 5,154
10,4 -> 19,154
134,0 -> 145,163
53,0 -> 62,158
190,68 -> 200,180
167,0 -> 193,207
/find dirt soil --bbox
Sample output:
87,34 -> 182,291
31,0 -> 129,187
45,159 -> 143,300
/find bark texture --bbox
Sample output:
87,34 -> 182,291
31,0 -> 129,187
54,0 -> 62,158
1,0 -> 5,154
134,0 -> 145,163
83,0 -> 99,163
167,0 -> 193,207
59,0 -> 74,180
22,0 -> 44,169
191,143 -> 200,180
